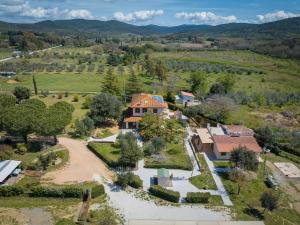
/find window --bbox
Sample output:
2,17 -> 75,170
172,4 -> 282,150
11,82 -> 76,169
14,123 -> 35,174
221,152 -> 227,156
135,108 -> 140,113
143,108 -> 147,113
153,108 -> 158,113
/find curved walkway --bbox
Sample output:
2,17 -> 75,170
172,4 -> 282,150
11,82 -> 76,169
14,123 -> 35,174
43,137 -> 114,184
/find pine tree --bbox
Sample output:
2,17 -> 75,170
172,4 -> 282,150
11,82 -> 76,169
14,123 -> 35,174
126,69 -> 142,97
101,67 -> 120,96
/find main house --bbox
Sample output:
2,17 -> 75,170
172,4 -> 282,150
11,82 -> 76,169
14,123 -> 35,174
124,93 -> 168,129
192,124 -> 262,160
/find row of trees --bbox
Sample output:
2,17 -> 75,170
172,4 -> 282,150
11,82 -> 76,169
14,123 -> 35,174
0,92 -> 74,143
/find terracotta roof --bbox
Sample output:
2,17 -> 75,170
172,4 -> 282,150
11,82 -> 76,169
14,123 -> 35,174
213,135 -> 262,153
222,125 -> 254,136
131,93 -> 168,108
180,91 -> 194,97
124,117 -> 142,123
196,128 -> 213,144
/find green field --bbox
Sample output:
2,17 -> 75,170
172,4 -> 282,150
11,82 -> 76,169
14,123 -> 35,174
88,142 -> 121,167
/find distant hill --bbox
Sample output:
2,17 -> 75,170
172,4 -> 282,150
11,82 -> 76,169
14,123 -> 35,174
0,17 -> 299,58
0,17 -> 299,37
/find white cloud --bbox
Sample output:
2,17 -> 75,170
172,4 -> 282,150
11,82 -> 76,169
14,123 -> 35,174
0,0 -> 94,19
114,10 -> 164,22
257,11 -> 300,23
175,11 -> 237,25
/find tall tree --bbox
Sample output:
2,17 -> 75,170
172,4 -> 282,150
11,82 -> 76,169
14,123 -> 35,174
126,69 -> 142,97
89,93 -> 122,125
102,67 -> 120,96
230,146 -> 259,171
155,60 -> 167,84
32,75 -> 38,95
218,74 -> 236,94
118,132 -> 143,167
35,101 -> 74,143
190,72 -> 208,98
3,99 -> 46,142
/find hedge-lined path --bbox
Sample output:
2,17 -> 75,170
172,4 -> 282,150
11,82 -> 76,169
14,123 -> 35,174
43,137 -> 114,184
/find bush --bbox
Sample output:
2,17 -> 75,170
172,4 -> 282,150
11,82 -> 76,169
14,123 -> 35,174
115,172 -> 143,189
73,95 -> 79,102
0,186 -> 24,197
0,144 -> 13,160
91,184 -> 105,198
16,143 -> 28,155
149,185 -> 180,203
186,192 -> 210,203
29,186 -> 83,198
128,174 -> 143,189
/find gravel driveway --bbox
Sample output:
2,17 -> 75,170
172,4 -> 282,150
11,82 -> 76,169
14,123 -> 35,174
43,137 -> 114,184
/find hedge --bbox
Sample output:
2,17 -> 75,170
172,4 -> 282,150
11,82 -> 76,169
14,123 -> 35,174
149,185 -> 180,203
0,186 -> 24,197
91,184 -> 105,198
144,163 -> 192,171
186,192 -> 210,203
29,186 -> 83,198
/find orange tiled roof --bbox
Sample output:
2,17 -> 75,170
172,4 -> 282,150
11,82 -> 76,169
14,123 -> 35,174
124,117 -> 142,123
180,91 -> 195,97
131,93 -> 168,108
213,135 -> 262,153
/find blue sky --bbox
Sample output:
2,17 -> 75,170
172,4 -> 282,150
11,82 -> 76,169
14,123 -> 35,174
0,0 -> 300,25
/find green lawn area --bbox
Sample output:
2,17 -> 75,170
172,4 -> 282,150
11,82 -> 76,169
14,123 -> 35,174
213,160 -> 232,168
218,164 -> 300,224
96,128 -> 113,139
189,153 -> 217,190
144,139 -> 192,170
88,142 -> 121,167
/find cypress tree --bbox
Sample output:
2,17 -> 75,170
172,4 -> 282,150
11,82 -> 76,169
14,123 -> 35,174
32,75 -> 38,95
102,67 -> 120,96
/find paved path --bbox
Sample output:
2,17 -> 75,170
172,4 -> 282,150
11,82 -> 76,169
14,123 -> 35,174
202,153 -> 233,206
88,134 -> 118,143
0,45 -> 62,63
186,125 -> 233,206
104,183 -> 231,222
43,137 -> 114,183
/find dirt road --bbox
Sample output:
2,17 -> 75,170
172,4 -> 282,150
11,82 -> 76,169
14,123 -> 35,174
43,137 -> 114,184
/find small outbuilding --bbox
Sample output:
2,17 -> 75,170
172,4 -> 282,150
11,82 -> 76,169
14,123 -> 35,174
156,168 -> 172,187
0,160 -> 22,184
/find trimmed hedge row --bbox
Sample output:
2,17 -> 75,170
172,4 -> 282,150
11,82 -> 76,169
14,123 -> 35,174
87,143 -> 120,167
29,186 -> 83,198
186,192 -> 211,203
149,185 -> 180,203
0,186 -> 24,197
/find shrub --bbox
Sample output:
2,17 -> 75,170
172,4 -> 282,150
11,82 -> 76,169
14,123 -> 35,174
16,143 -> 28,155
0,186 -> 24,197
57,94 -> 63,99
186,192 -> 210,203
115,172 -> 143,189
91,184 -> 105,198
73,95 -> 79,102
149,185 -> 180,203
128,174 -> 143,189
0,144 -> 13,160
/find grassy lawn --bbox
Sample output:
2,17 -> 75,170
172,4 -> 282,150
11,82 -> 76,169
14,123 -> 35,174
189,153 -> 217,190
218,164 -> 300,224
88,142 -> 121,167
96,128 -> 113,139
213,160 -> 232,168
144,139 -> 192,170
